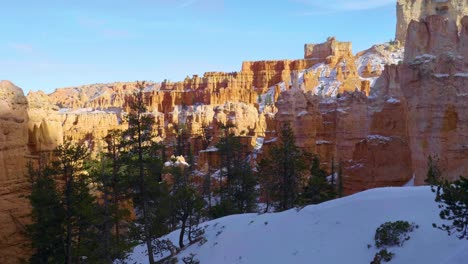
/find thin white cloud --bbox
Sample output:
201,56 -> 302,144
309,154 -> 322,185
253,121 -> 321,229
291,0 -> 395,13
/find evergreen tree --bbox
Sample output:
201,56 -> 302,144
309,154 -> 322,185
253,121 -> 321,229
427,156 -> 468,239
168,165 -> 205,248
425,155 -> 442,185
258,123 -> 308,211
28,140 -> 100,263
26,163 -> 65,264
432,176 -> 468,239
121,81 -> 169,264
300,155 -> 335,205
212,133 -> 257,217
87,132 -> 133,263
53,140 -> 98,264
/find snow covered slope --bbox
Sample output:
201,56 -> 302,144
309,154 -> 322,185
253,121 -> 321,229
127,187 -> 466,264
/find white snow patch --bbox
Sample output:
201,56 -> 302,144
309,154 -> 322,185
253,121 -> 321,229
454,73 -> 468,77
297,110 -> 308,117
366,134 -> 392,142
386,97 -> 400,104
434,73 -> 450,78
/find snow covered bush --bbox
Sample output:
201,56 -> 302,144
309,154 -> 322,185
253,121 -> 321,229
374,221 -> 417,248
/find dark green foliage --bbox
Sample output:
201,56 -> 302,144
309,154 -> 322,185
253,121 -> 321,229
27,140 -> 106,264
431,177 -> 468,239
374,221 -> 417,248
426,156 -> 468,239
299,156 -> 336,205
258,123 -> 308,211
26,164 -> 65,264
370,249 -> 394,264
425,156 -> 442,186
214,133 -> 257,217
87,132 -> 134,262
121,81 -> 169,264
168,166 -> 205,248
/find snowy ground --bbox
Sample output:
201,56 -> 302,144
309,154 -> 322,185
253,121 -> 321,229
127,186 -> 467,264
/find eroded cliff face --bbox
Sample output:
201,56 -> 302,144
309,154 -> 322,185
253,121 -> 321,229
0,80 -> 31,264
396,0 -> 467,44
401,15 -> 468,184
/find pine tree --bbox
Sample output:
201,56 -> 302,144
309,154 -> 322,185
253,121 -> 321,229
432,176 -> 468,239
88,132 -> 133,263
258,123 -> 308,211
427,156 -> 468,239
300,155 -> 335,205
26,163 -> 66,264
213,133 -> 257,217
52,140 -> 98,264
121,81 -> 169,264
168,165 -> 205,248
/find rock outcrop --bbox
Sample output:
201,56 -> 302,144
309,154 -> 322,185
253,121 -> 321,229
396,0 -> 467,44
0,80 -> 31,264
401,14 -> 468,184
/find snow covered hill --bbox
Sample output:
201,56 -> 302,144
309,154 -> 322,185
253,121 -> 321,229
127,187 -> 468,264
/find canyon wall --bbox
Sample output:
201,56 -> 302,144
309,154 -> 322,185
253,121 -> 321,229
401,15 -> 468,184
396,0 -> 467,44
0,81 -> 31,264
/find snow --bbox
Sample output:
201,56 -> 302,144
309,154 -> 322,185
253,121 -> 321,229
454,73 -> 468,77
316,140 -> 331,145
310,63 -> 342,97
403,175 -> 415,187
355,44 -> 404,89
257,83 -> 284,113
200,146 -> 219,153
59,107 -> 121,114
386,97 -> 400,104
434,73 -> 450,78
297,110 -> 308,117
411,54 -> 436,65
366,134 -> 392,142
127,186 -> 467,264
254,137 -> 264,151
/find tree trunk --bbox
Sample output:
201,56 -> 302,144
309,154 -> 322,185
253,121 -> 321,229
179,217 -> 187,248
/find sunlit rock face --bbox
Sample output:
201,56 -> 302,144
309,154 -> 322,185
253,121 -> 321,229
0,80 -> 31,264
396,0 -> 467,44
401,15 -> 468,184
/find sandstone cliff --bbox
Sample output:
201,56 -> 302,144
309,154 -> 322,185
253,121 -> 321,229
401,14 -> 468,184
396,0 -> 467,44
0,80 -> 31,264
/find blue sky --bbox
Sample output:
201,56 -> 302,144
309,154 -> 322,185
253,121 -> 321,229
0,0 -> 396,93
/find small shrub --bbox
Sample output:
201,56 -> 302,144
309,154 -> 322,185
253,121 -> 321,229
374,221 -> 417,248
370,249 -> 394,264
182,253 -> 200,264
